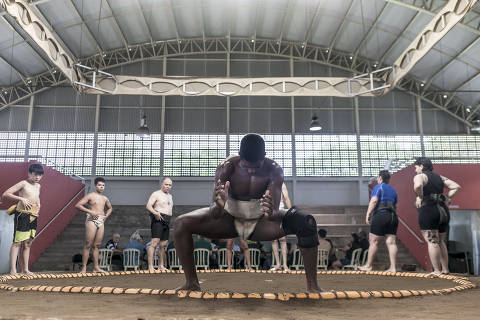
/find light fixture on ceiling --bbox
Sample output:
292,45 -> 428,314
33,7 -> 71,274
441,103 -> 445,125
466,106 -> 472,113
136,111 -> 150,138
309,115 -> 322,132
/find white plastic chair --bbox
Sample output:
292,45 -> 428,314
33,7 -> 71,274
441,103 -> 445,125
123,248 -> 141,271
361,249 -> 369,266
98,249 -> 113,271
291,249 -> 304,270
218,248 -> 234,270
244,248 -> 261,270
342,248 -> 363,270
167,249 -> 182,270
317,249 -> 329,270
194,248 -> 210,270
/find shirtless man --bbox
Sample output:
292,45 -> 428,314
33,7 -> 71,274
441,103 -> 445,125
174,134 -> 321,292
75,177 -> 112,273
2,163 -> 44,275
146,177 -> 173,271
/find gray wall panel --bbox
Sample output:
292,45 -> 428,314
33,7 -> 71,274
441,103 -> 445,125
333,109 -> 354,133
119,108 -> 141,132
249,109 -> 271,133
32,107 -> 54,131
270,109 -> 291,133
205,108 -> 226,133
75,107 -> 96,131
0,108 -> 10,130
9,107 -> 28,131
230,108 -> 249,133
184,108 -> 206,132
165,108 -> 183,132
374,110 -> 396,133
99,107 -> 120,132
53,107 -> 76,131
359,109 -> 374,133
395,110 -> 416,133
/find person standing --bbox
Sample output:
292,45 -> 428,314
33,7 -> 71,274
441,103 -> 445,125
75,177 -> 113,273
146,177 -> 173,271
360,170 -> 398,272
413,157 -> 461,274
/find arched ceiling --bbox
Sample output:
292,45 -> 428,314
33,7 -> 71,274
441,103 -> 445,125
0,0 -> 479,121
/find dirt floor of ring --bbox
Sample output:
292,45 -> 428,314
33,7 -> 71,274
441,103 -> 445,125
0,275 -> 479,320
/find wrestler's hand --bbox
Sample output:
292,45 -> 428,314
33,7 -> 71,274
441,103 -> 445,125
260,190 -> 273,217
155,212 -> 163,221
365,215 -> 371,225
214,179 -> 230,209
415,197 -> 422,208
21,198 -> 33,210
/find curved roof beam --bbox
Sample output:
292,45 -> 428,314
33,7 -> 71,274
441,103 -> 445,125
386,0 -> 480,35
0,37 -> 471,127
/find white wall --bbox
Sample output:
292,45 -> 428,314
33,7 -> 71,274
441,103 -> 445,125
85,178 -> 370,206
0,211 -> 14,273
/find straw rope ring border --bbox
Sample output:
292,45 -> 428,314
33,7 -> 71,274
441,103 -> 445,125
0,270 -> 476,301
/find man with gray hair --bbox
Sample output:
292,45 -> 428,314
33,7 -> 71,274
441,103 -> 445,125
146,177 -> 173,271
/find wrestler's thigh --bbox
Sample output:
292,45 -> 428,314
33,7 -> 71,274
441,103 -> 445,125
249,216 -> 286,241
176,209 -> 238,239
84,221 -> 97,242
94,225 -> 105,244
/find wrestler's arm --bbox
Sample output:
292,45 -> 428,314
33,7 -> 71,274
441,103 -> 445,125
365,196 -> 378,225
441,176 -> 461,201
282,183 -> 292,209
75,194 -> 96,216
413,174 -> 426,208
265,163 -> 284,218
210,160 -> 233,218
104,197 -> 113,219
146,192 -> 161,219
2,181 -> 32,209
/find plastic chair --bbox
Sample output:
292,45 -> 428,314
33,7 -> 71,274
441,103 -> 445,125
194,248 -> 210,270
317,249 -> 329,270
98,249 -> 113,271
123,248 -> 141,271
245,248 -> 261,270
218,248 -> 234,270
167,249 -> 182,270
291,249 -> 304,270
361,249 -> 369,266
342,248 -> 362,270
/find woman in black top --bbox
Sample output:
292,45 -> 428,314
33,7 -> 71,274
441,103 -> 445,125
413,157 -> 461,275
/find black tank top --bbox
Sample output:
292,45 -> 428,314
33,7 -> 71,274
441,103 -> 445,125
423,171 -> 444,196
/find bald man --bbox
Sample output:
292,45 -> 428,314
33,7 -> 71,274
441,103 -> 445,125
146,177 -> 173,271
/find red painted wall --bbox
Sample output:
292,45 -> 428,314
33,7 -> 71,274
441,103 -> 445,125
0,161 -> 84,265
389,164 -> 480,271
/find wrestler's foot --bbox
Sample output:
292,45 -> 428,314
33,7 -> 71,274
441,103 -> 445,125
429,271 -> 442,276
22,270 -> 34,276
441,270 -> 450,275
158,266 -> 168,271
148,267 -> 156,272
92,268 -> 107,273
283,266 -> 291,272
358,265 -> 372,272
306,286 -> 324,293
385,268 -> 397,273
78,268 -> 87,274
175,282 -> 201,291
9,271 -> 18,276
269,266 -> 281,271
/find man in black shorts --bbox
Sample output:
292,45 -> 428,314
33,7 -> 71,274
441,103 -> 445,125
413,157 -> 461,275
146,178 -> 173,271
360,170 -> 398,272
